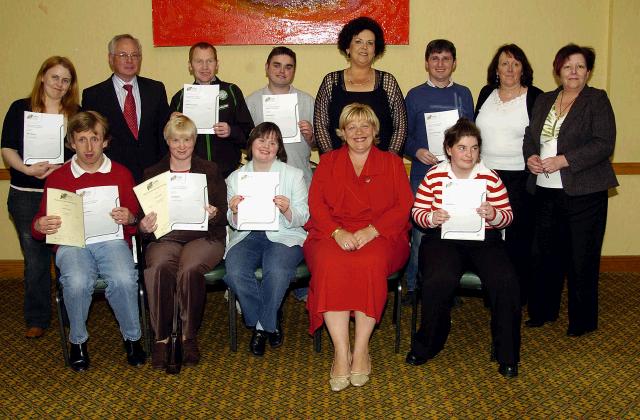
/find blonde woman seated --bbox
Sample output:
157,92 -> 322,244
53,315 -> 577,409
305,103 -> 413,391
224,122 -> 309,357
139,115 -> 228,369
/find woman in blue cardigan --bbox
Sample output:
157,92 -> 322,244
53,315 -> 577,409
224,122 -> 309,356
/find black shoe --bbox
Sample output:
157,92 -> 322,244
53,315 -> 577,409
69,342 -> 89,372
269,329 -> 284,348
524,318 -> 545,328
401,290 -> 415,306
405,351 -> 428,366
249,329 -> 268,356
566,326 -> 596,337
498,363 -> 518,378
124,339 -> 146,366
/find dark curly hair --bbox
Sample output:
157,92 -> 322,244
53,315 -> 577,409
486,43 -> 534,88
337,16 -> 385,59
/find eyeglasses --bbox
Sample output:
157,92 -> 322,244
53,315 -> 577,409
112,52 -> 142,61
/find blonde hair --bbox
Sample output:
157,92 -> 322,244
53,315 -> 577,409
164,115 -> 197,141
336,103 -> 380,144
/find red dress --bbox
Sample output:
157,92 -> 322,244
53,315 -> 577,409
304,146 -> 413,333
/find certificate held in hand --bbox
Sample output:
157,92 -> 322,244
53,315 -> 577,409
237,172 -> 280,231
424,109 -> 459,161
182,84 -> 219,134
441,179 -> 486,241
262,93 -> 301,144
134,171 -> 208,239
23,111 -> 65,164
46,186 -> 123,247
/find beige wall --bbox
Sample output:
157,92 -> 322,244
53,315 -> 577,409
0,0 -> 637,259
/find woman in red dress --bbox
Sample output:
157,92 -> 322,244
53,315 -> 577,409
305,103 -> 413,391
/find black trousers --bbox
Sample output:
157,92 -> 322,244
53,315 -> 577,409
412,230 -> 522,365
496,170 -> 535,305
528,188 -> 608,332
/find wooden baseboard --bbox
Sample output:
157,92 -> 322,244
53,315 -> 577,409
0,260 -> 26,278
1,256 -> 639,278
599,256 -> 640,272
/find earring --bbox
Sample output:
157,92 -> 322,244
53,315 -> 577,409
495,74 -> 500,85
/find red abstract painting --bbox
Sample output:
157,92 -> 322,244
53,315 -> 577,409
152,0 -> 409,46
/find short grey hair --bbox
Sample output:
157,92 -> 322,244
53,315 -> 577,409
108,34 -> 142,55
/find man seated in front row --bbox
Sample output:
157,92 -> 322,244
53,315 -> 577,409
32,111 -> 145,372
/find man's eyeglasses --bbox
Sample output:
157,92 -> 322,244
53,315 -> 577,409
112,52 -> 142,61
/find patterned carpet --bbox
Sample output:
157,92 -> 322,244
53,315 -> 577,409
0,273 -> 638,418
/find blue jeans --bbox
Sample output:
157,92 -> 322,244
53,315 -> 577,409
406,173 -> 426,291
7,188 -> 53,328
56,240 -> 141,344
224,231 -> 303,332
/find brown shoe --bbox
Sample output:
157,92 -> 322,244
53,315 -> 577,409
152,342 -> 168,370
25,327 -> 45,339
182,338 -> 200,366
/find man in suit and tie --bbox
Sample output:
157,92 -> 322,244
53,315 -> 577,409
82,34 -> 169,182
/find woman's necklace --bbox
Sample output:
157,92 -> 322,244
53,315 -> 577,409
347,68 -> 372,86
498,85 -> 522,102
557,90 -> 577,117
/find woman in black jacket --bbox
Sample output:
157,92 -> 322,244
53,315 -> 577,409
522,44 -> 617,337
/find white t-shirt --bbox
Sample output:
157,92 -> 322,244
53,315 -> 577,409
476,89 -> 529,171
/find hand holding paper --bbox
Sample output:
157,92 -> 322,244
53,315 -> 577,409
441,179 -> 487,241
236,172 -> 280,231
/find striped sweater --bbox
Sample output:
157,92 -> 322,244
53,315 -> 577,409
412,161 -> 513,230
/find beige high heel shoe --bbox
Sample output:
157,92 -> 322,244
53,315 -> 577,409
329,355 -> 351,392
350,356 -> 371,387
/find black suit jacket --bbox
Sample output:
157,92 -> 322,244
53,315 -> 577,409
523,86 -> 618,196
82,75 -> 170,182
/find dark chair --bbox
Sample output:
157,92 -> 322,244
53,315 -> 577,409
312,270 -> 404,354
55,276 -> 149,366
203,263 -> 237,351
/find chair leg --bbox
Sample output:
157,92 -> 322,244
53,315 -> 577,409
394,280 -> 402,354
228,288 -> 237,352
56,289 -> 69,366
314,327 -> 322,353
138,286 -> 150,354
411,287 -> 419,349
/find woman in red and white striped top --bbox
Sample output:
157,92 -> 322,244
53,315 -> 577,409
412,151 -> 513,231
405,118 -> 522,379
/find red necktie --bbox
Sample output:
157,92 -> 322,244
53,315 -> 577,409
123,84 -> 139,140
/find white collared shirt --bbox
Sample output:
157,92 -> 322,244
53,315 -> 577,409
70,154 -> 112,178
111,75 -> 141,127
427,78 -> 454,88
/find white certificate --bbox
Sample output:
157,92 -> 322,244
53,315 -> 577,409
237,172 -> 279,231
424,109 -> 459,161
77,186 -> 123,245
23,112 -> 65,164
169,172 -> 208,231
262,94 -> 300,144
134,172 -> 171,238
182,84 -> 219,135
441,179 -> 486,241
46,188 -> 85,248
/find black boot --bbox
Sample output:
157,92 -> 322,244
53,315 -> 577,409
249,329 -> 268,356
69,342 -> 90,372
124,339 -> 146,366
